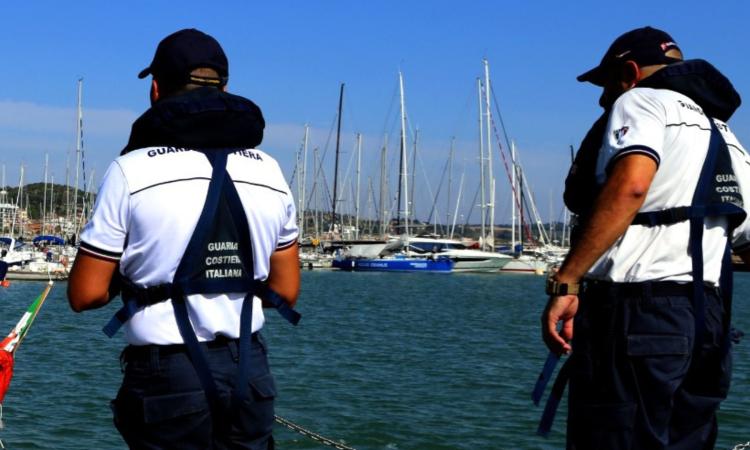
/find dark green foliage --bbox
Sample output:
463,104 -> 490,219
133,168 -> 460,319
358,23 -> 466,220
2,183 -> 93,221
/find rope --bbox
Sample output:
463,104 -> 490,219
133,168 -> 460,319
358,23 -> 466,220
733,442 -> 750,450
0,403 -> 4,449
275,415 -> 356,450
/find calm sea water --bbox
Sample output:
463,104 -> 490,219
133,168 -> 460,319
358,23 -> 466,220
0,272 -> 748,449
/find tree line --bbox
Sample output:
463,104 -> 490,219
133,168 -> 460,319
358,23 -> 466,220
1,183 -> 94,221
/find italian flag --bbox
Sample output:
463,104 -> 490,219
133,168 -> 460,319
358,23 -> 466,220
0,281 -> 54,404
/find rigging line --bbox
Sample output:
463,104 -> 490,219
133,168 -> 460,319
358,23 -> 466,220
490,85 -> 513,156
380,82 -> 399,139
485,97 -> 532,242
308,111 -> 338,212
305,148 -> 321,209
337,138 -> 358,206
464,183 -> 481,228
515,160 -> 540,245
287,160 -> 298,188
418,146 -> 444,227
369,177 -> 379,226
447,81 -> 479,140
318,163 -> 334,214
317,110 -> 340,178
486,100 -> 545,246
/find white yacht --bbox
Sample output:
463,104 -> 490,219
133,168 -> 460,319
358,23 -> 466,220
406,236 -> 512,272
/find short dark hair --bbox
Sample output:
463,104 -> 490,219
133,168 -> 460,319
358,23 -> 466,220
157,67 -> 223,97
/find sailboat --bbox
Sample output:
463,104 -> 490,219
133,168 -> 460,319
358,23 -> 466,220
332,72 -> 453,273
499,142 -> 550,274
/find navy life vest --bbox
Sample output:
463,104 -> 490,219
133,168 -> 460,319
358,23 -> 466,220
103,148 -> 300,416
533,119 -> 745,437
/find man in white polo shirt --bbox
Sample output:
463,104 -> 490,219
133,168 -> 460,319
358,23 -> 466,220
68,29 -> 300,449
541,27 -> 750,448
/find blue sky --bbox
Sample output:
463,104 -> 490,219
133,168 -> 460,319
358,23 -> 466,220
1,1 -> 749,225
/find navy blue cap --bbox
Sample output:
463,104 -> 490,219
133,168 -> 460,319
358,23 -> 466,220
578,26 -> 681,86
138,28 -> 228,86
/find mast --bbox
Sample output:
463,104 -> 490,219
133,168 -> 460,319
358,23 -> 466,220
43,152 -> 48,235
313,147 -> 320,237
410,128 -> 418,223
477,77 -> 485,248
396,126 -> 403,228
65,153 -> 70,235
24,193 -> 29,238
398,71 -> 410,238
519,158 -> 526,249
331,83 -> 344,236
379,135 -> 388,237
484,58 -> 495,251
450,168 -> 465,240
72,78 -> 83,239
0,165 -> 5,234
367,177 -> 376,236
355,133 -> 362,240
511,141 -> 517,252
10,166 -> 23,240
447,137 -> 454,233
50,174 -> 55,236
549,190 -> 554,244
299,124 -> 309,240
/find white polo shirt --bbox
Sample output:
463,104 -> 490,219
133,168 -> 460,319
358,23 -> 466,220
79,147 -> 298,345
588,87 -> 750,283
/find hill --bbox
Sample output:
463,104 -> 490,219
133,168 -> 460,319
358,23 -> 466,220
2,182 -> 93,221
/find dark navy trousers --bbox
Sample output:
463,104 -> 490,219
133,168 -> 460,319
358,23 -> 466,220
112,334 -> 276,450
567,282 -> 732,450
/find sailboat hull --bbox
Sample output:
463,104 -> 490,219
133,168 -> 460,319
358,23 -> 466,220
499,257 -> 548,274
332,257 -> 454,273
452,257 -> 509,272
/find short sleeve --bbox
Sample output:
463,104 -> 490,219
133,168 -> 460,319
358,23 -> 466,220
277,187 -> 298,250
596,89 -> 667,183
79,160 -> 130,260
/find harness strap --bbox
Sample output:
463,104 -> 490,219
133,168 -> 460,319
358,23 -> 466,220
258,284 -> 302,325
632,206 -> 691,226
103,279 -> 299,337
531,352 -> 560,406
720,242 -> 733,353
233,292 -> 255,404
537,358 -> 571,437
687,121 -> 729,360
171,292 -> 221,413
633,204 -> 742,228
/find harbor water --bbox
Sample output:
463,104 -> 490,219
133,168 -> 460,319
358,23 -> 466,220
0,271 -> 748,449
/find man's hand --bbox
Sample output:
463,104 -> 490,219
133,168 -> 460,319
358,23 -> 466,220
541,294 -> 579,355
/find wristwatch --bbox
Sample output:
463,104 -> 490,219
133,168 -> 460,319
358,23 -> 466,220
545,277 -> 581,296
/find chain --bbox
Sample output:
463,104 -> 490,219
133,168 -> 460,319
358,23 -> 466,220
733,442 -> 750,450
275,415 -> 356,450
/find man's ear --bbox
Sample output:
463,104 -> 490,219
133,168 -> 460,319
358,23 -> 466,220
151,78 -> 161,103
622,60 -> 641,88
